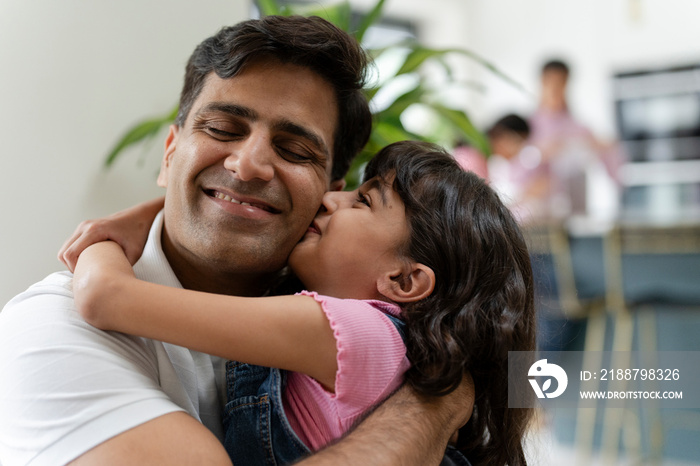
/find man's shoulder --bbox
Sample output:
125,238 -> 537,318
3,271 -> 74,313
0,269 -> 157,363
27,270 -> 73,291
0,272 -> 84,341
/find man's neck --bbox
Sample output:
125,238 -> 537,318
171,260 -> 275,297
160,231 -> 277,298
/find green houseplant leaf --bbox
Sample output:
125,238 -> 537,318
396,43 -> 527,94
105,105 -> 178,167
286,1 -> 352,31
428,103 -> 491,155
255,0 -> 282,16
354,0 -> 386,42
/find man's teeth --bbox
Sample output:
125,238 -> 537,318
215,192 -> 252,207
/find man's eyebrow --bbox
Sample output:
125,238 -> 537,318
197,102 -> 258,120
273,120 -> 330,159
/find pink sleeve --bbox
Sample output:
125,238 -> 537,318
291,292 -> 409,423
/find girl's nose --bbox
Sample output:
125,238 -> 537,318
320,189 -> 355,213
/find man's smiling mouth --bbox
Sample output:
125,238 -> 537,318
205,189 -> 281,213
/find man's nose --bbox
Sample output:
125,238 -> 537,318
223,133 -> 275,182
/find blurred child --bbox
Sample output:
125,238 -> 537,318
453,113 -> 531,178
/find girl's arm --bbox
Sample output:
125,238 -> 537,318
58,197 -> 165,272
73,241 -> 338,390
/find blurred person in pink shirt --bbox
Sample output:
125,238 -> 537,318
524,59 -> 622,221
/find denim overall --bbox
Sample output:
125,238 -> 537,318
221,314 -> 471,466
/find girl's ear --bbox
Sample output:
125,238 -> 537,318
377,263 -> 436,303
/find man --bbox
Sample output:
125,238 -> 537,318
0,15 -> 472,465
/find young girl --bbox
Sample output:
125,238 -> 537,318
69,141 -> 536,465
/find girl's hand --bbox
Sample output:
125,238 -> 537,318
58,197 -> 164,272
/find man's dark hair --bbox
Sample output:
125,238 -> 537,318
487,113 -> 530,139
541,59 -> 570,76
176,15 -> 372,182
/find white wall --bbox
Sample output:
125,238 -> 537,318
0,1 -> 249,305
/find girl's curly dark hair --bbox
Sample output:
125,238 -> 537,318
364,141 -> 537,466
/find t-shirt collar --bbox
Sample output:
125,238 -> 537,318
132,210 -> 183,290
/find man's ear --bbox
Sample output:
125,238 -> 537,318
157,125 -> 179,188
377,263 -> 435,303
329,178 -> 346,192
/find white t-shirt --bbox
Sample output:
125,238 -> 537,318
0,212 -> 225,466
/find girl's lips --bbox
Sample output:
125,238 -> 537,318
307,221 -> 321,235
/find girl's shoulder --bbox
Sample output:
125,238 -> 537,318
296,290 -> 403,319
